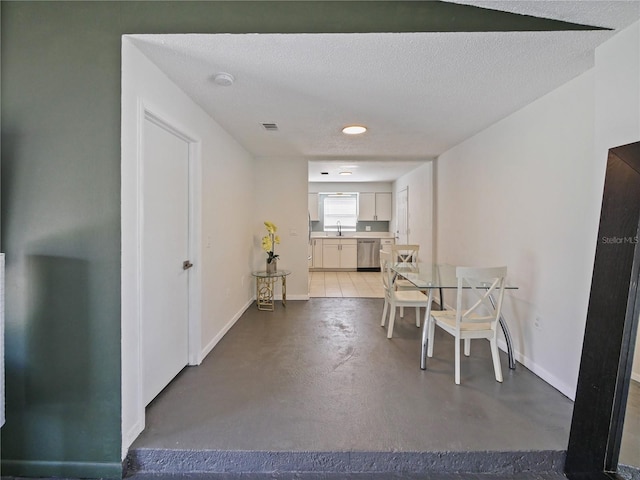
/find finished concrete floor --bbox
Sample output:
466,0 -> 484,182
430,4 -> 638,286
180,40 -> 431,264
621,380 -> 640,469
129,298 -> 574,476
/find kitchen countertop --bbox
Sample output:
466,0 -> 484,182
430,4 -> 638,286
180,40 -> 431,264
310,232 -> 395,239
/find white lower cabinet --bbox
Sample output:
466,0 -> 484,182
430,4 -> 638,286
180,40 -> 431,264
341,241 -> 358,269
322,242 -> 339,269
381,238 -> 395,254
321,239 -> 357,269
309,239 -> 323,268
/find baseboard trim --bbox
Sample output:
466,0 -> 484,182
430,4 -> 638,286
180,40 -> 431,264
1,459 -> 122,479
122,419 -> 145,461
275,294 -> 309,300
199,298 -> 253,363
496,338 -> 575,400
436,302 -> 575,399
126,448 -> 566,475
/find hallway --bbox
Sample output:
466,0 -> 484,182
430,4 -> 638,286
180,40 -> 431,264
128,297 -> 575,476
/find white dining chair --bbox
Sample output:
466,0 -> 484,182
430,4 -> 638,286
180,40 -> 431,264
380,250 -> 430,339
427,266 -> 507,385
390,244 -> 420,264
390,244 -> 421,317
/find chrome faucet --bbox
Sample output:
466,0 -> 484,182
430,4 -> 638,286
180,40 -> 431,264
337,220 -> 342,236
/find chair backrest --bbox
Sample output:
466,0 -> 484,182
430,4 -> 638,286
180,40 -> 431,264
454,266 -> 507,328
391,244 -> 419,263
379,250 -> 393,292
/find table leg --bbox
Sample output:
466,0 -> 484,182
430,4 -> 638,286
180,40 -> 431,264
282,275 -> 287,307
487,292 -> 516,370
256,276 -> 275,311
421,288 -> 434,370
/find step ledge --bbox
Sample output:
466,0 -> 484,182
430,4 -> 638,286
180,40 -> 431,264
126,449 -> 566,475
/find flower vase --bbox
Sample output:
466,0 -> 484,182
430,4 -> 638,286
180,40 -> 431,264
266,259 -> 277,274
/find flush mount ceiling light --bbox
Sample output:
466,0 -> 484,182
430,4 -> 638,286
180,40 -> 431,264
338,171 -> 352,176
213,72 -> 235,86
342,125 -> 367,135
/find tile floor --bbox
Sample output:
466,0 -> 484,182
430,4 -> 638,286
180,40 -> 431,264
308,271 -> 384,298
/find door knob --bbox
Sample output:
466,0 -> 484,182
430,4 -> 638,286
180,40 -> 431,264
183,260 -> 193,270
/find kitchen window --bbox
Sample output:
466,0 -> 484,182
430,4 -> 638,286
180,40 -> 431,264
323,194 -> 357,232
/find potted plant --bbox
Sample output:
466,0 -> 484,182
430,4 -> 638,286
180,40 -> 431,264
262,221 -> 280,273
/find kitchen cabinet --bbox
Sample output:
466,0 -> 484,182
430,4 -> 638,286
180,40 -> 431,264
308,193 -> 319,221
322,242 -> 339,269
322,238 -> 357,269
341,241 -> 358,269
358,192 -> 392,221
309,238 -> 323,268
381,238 -> 395,254
376,193 -> 392,221
358,193 -> 375,221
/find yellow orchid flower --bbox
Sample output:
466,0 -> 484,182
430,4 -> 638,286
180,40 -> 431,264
261,235 -> 272,252
262,221 -> 280,264
264,221 -> 277,234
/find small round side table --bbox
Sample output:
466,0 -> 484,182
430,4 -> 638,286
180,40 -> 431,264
251,270 -> 291,311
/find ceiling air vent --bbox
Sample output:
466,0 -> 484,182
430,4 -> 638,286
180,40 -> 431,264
261,123 -> 279,131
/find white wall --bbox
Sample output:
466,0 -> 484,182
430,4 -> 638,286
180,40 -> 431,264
393,162 -> 434,264
255,157 -> 310,299
595,22 -> 640,162
121,38 -> 256,454
433,21 -> 640,399
436,71 -> 596,398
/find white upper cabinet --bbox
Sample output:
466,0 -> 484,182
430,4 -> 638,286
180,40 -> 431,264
375,192 -> 392,221
358,193 -> 376,221
308,193 -> 319,221
358,192 -> 391,221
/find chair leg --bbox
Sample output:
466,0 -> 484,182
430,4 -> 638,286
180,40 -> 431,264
427,317 -> 435,357
455,336 -> 461,385
387,305 -> 397,339
415,307 -> 420,327
381,299 -> 389,327
464,338 -> 471,356
400,306 -> 404,318
490,338 -> 503,383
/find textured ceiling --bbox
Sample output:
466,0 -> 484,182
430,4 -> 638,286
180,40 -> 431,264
128,1 -> 640,182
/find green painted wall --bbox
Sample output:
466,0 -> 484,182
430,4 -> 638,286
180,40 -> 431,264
1,2 -> 123,478
0,1 -> 603,478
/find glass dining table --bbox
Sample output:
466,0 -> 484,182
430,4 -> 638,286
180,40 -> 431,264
390,262 -> 518,371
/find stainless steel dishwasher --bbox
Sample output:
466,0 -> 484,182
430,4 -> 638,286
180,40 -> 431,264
357,238 -> 381,271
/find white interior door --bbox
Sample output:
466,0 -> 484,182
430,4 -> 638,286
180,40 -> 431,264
396,187 -> 409,244
142,117 -> 190,406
